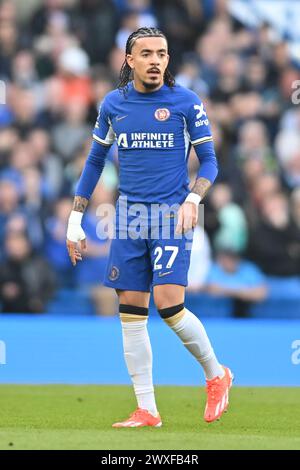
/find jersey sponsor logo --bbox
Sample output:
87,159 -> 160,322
154,108 -> 170,121
194,103 -> 206,119
118,133 -> 129,147
117,132 -> 174,148
194,104 -> 209,127
195,119 -> 209,127
109,266 -> 120,281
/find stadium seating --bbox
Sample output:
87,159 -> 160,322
46,276 -> 300,319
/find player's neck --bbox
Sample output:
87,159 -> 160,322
133,79 -> 164,94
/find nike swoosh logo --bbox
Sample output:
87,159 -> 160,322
116,115 -> 128,121
158,271 -> 173,277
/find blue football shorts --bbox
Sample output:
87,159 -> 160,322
103,201 -> 194,292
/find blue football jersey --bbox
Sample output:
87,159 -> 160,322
93,82 -> 213,205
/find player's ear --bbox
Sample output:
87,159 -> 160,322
126,54 -> 134,70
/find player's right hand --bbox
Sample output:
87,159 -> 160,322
66,210 -> 87,266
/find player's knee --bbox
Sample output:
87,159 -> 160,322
119,304 -> 149,322
157,303 -> 185,326
153,285 -> 185,311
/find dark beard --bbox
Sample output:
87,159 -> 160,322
141,80 -> 161,90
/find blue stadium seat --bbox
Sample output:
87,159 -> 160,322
265,276 -> 300,300
46,289 -> 95,316
185,293 -> 233,317
148,293 -> 233,318
250,276 -> 300,319
46,276 -> 300,319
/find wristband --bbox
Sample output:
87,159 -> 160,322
68,210 -> 83,224
185,193 -> 202,205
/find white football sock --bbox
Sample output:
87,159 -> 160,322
121,319 -> 158,416
168,308 -> 224,380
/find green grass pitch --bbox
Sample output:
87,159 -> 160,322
0,385 -> 299,450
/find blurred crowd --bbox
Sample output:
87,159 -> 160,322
1,0 -> 300,316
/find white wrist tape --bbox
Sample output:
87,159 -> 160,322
68,210 -> 83,225
185,193 -> 202,205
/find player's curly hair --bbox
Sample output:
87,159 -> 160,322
118,27 -> 175,95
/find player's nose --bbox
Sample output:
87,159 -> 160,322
150,55 -> 160,65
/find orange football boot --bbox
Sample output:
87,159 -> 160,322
204,366 -> 233,423
112,408 -> 162,428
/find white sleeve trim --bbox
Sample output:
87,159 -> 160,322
93,117 -> 115,146
183,117 -> 190,161
92,134 -> 112,146
191,135 -> 213,146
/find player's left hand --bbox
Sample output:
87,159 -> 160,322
176,201 -> 198,234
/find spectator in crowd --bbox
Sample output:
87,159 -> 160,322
207,183 -> 248,253
116,12 -> 140,51
28,128 -> 65,198
8,86 -> 41,136
73,0 -> 118,64
0,0 -> 17,24
0,18 -> 19,79
205,246 -> 267,317
89,70 -> 115,123
175,59 -> 209,97
54,46 -> 92,107
45,197 -> 75,287
0,179 -> 21,251
291,188 -> 300,230
0,231 -> 56,313
242,172 -> 282,227
52,98 -> 91,163
30,0 -> 74,38
227,120 -> 278,204
0,127 -> 19,168
153,0 -> 204,70
248,192 -> 300,277
275,130 -> 300,190
187,226 -> 212,292
11,49 -> 42,93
